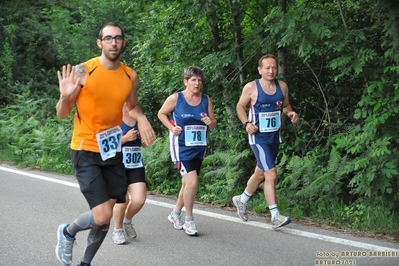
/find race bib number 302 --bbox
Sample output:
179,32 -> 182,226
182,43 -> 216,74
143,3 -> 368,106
96,126 -> 122,161
122,146 -> 143,168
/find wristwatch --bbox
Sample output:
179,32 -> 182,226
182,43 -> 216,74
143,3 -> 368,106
243,121 -> 250,128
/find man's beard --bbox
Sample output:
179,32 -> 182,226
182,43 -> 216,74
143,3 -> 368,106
104,51 -> 121,62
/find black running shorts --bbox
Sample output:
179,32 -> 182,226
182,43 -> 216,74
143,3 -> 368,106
126,167 -> 146,184
71,150 -> 128,209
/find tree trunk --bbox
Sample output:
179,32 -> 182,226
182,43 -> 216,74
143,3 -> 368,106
277,0 -> 287,80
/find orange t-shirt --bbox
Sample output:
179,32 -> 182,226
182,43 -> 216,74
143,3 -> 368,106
70,57 -> 134,152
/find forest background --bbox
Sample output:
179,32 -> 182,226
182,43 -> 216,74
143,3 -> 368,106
1,0 -> 398,238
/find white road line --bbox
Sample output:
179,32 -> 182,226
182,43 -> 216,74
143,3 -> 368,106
1,166 -> 79,187
147,199 -> 399,252
2,166 -> 398,253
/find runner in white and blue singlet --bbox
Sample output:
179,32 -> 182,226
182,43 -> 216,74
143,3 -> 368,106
158,66 -> 217,236
248,78 -> 284,171
169,92 -> 209,166
233,54 -> 299,231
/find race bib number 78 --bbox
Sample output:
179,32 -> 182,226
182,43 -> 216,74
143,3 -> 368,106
184,125 -> 207,146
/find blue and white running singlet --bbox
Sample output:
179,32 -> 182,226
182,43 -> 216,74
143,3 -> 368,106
248,79 -> 284,145
169,92 -> 209,161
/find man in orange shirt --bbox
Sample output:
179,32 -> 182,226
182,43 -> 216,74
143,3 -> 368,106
55,22 -> 155,266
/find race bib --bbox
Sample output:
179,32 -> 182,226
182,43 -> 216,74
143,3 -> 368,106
122,146 -> 143,168
184,125 -> 207,146
96,126 -> 122,161
259,111 -> 281,132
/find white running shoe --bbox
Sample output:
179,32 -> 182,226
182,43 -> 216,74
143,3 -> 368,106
232,195 -> 248,222
271,212 -> 291,229
112,230 -> 127,245
123,222 -> 137,240
168,213 -> 184,230
183,220 -> 199,236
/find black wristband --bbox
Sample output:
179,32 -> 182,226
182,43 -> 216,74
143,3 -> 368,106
243,121 -> 250,128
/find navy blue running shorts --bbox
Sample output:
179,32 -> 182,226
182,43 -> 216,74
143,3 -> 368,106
250,143 -> 279,172
174,158 -> 203,176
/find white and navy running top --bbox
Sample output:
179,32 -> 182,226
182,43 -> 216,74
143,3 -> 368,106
248,79 -> 284,145
121,121 -> 144,169
169,92 -> 209,161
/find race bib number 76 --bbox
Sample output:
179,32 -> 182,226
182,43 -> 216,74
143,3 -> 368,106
259,111 -> 281,132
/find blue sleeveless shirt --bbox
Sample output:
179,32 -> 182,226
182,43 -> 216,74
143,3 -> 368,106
248,79 -> 284,145
121,121 -> 141,147
121,121 -> 143,169
169,92 -> 209,161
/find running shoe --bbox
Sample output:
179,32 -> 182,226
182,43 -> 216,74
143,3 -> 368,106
271,212 -> 291,229
168,212 -> 184,230
123,222 -> 137,240
232,195 -> 248,222
183,220 -> 199,236
76,262 -> 91,266
112,230 -> 127,245
55,223 -> 75,266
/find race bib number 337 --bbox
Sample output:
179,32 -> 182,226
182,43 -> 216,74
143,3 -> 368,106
96,126 -> 122,161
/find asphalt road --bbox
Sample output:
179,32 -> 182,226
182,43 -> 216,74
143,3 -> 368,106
1,163 -> 398,266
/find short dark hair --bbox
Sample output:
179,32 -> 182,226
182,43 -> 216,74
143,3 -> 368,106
98,22 -> 125,40
258,54 -> 277,67
183,66 -> 203,80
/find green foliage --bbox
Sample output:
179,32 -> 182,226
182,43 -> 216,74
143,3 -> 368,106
199,149 -> 253,204
343,199 -> 367,229
142,137 -> 181,195
0,89 -> 73,173
329,50 -> 399,212
278,145 -> 348,217
339,198 -> 398,234
1,0 -> 399,237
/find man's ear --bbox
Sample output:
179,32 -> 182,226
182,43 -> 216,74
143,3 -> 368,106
121,40 -> 127,53
97,39 -> 102,49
